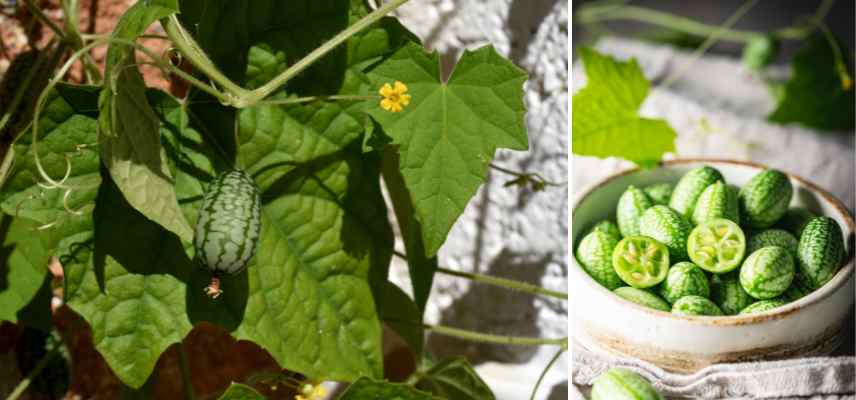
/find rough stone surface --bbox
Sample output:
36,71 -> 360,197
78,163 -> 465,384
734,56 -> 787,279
391,1 -> 569,399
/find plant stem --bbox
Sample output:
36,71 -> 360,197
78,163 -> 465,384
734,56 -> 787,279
576,1 -> 835,44
489,163 -> 566,187
248,0 -> 412,105
161,15 -> 250,101
24,0 -> 66,41
394,251 -> 566,300
661,0 -> 760,89
177,345 -> 195,400
425,324 -> 567,348
529,347 -> 565,400
255,95 -> 379,106
5,338 -> 63,400
0,41 -> 54,135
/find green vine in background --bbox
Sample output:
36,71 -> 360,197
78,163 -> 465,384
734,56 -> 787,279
575,0 -> 836,44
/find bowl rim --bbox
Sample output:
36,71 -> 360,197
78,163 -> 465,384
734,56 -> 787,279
571,158 -> 855,326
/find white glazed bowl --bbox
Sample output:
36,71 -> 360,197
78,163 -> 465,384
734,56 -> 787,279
571,159 -> 855,372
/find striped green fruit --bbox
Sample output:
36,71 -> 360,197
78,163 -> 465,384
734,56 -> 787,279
691,181 -> 740,225
739,246 -> 795,299
657,262 -> 710,304
797,217 -> 845,290
577,230 -> 623,290
669,166 -> 724,218
614,287 -> 671,312
644,183 -> 673,206
617,186 -> 654,237
776,207 -> 817,237
747,229 -> 798,258
640,205 -> 693,261
194,170 -> 262,298
739,169 -> 793,228
612,236 -> 670,288
687,218 -> 746,273
710,271 -> 753,315
591,220 -> 622,241
740,299 -> 787,315
671,295 -> 723,316
591,368 -> 664,400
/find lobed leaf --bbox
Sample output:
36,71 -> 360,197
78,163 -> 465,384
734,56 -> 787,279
366,42 -> 529,257
572,47 -> 675,168
339,377 -> 441,400
414,357 -> 496,400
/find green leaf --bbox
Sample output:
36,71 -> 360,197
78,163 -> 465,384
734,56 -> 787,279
0,84 -> 101,225
572,47 -> 676,168
63,177 -> 195,389
98,1 -> 193,242
217,383 -> 266,400
768,34 -> 855,131
366,43 -> 529,257
414,357 -> 496,400
63,89 -> 395,387
380,281 -> 424,358
339,377 -> 440,400
0,84 -> 102,331
0,217 -> 53,331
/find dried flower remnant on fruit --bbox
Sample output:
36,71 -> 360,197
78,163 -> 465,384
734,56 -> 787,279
379,81 -> 411,112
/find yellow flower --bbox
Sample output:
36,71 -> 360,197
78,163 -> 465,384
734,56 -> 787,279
294,383 -> 326,400
379,81 -> 411,112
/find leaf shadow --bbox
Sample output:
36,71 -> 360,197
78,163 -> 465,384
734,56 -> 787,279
91,173 -> 249,331
0,216 -> 14,292
258,141 -> 393,300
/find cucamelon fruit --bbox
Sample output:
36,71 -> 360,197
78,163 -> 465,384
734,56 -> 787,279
617,186 -> 654,237
669,166 -> 723,218
613,287 -> 670,312
691,181 -> 740,225
644,183 -> 673,206
657,262 -> 709,304
738,169 -> 792,228
710,271 -> 753,315
671,295 -> 723,316
194,169 -> 262,298
577,230 -> 623,290
591,368 -> 664,400
612,236 -> 670,288
591,220 -> 621,241
687,218 -> 746,273
740,299 -> 787,315
639,205 -> 693,261
739,246 -> 795,299
747,229 -> 798,259
797,217 -> 845,290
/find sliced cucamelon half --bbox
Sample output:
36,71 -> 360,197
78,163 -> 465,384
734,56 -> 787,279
612,236 -> 670,288
687,218 -> 746,273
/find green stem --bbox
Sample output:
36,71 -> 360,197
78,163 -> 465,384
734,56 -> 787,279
24,0 -> 66,41
661,0 -> 760,88
5,338 -> 63,400
529,347 -> 565,400
177,345 -> 195,400
161,15 -> 250,101
489,163 -> 566,187
247,0 -> 412,105
0,41 -> 54,135
60,0 -> 102,82
255,94 -> 379,106
576,0 -> 835,44
425,324 -> 567,347
394,251 -> 567,300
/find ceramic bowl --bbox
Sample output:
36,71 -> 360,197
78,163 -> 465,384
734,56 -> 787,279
571,159 -> 855,372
